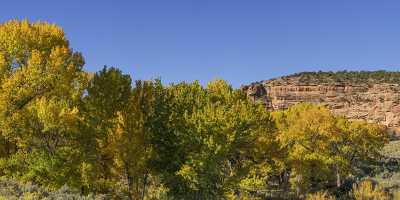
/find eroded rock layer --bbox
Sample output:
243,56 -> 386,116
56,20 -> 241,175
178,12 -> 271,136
242,72 -> 400,134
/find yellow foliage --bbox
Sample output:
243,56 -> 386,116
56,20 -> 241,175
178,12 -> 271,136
393,191 -> 400,200
306,192 -> 336,200
352,180 -> 390,200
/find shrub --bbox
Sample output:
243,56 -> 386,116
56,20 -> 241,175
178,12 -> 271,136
0,178 -> 109,200
351,180 -> 390,200
306,192 -> 336,200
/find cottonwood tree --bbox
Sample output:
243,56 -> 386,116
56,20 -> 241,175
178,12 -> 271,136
273,103 -> 388,196
108,80 -> 155,199
152,80 -> 278,199
0,20 -> 88,188
82,66 -> 132,193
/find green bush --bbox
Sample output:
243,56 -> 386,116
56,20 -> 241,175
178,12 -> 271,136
0,178 -> 109,200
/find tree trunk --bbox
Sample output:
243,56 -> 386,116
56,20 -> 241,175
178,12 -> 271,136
296,174 -> 302,197
141,173 -> 148,200
335,164 -> 341,188
281,170 -> 290,199
125,165 -> 134,200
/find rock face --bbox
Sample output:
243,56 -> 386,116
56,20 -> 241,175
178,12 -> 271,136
242,72 -> 400,134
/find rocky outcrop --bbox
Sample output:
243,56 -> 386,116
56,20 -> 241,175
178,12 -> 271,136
242,72 -> 400,134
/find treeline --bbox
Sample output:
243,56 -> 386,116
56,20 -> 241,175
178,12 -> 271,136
276,70 -> 400,85
0,20 -> 390,199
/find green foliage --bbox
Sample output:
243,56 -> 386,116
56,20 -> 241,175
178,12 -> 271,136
363,140 -> 400,197
81,66 -> 133,194
0,178 -> 106,200
273,70 -> 400,85
381,140 -> 400,159
149,79 -> 279,199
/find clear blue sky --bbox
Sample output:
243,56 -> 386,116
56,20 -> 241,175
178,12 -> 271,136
2,1 -> 400,87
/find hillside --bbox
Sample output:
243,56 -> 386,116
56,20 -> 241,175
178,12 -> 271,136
242,70 -> 400,134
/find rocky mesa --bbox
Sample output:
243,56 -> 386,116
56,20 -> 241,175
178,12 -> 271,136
242,71 -> 400,134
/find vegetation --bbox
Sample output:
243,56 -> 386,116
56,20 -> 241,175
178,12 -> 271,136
271,70 -> 400,85
351,180 -> 390,200
306,192 -> 336,200
0,178 -> 105,200
0,20 -> 396,199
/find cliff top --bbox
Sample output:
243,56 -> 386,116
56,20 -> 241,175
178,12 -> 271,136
262,70 -> 400,86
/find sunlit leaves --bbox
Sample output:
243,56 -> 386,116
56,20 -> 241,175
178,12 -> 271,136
272,103 -> 388,195
0,20 -> 87,190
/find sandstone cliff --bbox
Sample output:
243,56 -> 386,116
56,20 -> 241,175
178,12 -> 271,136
242,71 -> 400,134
